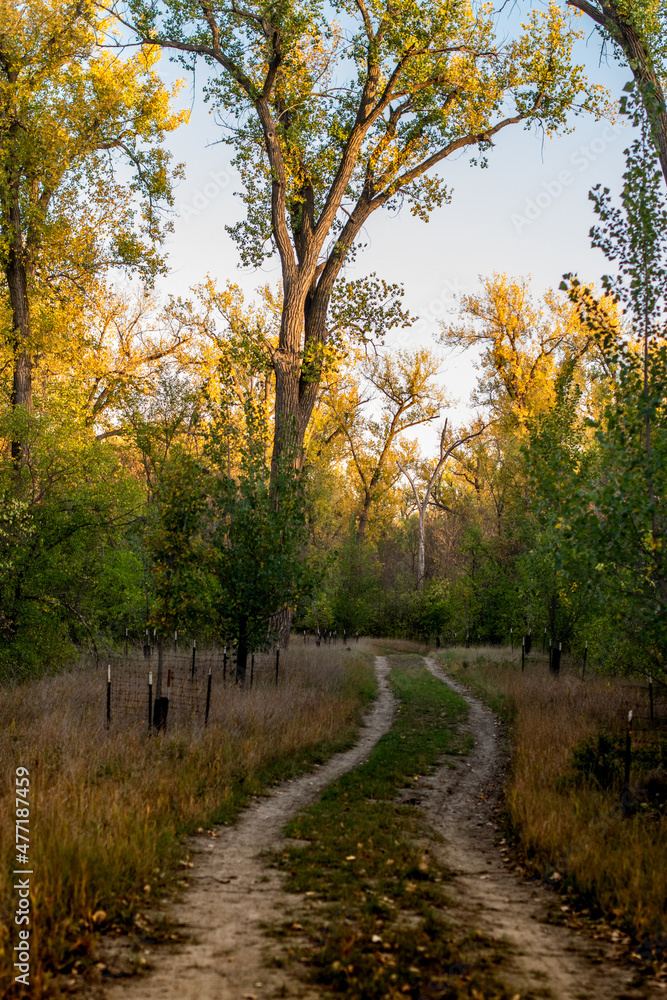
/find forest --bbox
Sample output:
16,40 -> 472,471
2,1 -> 667,998
1,0 -> 665,685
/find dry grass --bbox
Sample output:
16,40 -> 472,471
437,646 -> 667,941
367,638 -> 431,655
0,641 -> 376,997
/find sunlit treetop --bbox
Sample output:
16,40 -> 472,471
114,0 -> 610,270
0,0 -> 188,293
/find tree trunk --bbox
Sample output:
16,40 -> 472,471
5,195 -> 33,463
568,1 -> 667,186
417,505 -> 427,587
355,494 -> 372,546
271,283 -> 326,472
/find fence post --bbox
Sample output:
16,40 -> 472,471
511,627 -> 513,653
521,638 -> 525,673
191,639 -> 197,680
250,652 -> 255,688
125,627 -> 129,657
157,634 -> 164,697
223,646 -> 227,686
106,664 -> 111,729
174,630 -> 178,653
205,666 -> 212,725
148,671 -> 153,730
581,641 -> 588,681
649,673 -> 654,721
275,645 -> 280,686
622,709 -> 633,815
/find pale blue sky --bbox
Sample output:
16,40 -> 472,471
151,3 -> 632,433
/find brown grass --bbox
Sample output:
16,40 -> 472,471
0,642 -> 376,997
437,646 -> 667,941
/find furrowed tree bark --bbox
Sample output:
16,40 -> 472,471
6,193 -> 33,463
567,0 -> 667,186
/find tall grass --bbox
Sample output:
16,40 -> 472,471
438,647 -> 667,941
0,643 -> 376,997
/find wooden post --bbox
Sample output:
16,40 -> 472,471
174,630 -> 178,653
275,645 -> 280,686
250,652 -> 255,688
622,709 -> 633,815
521,638 -> 525,672
649,673 -> 654,721
223,646 -> 227,686
125,627 -> 129,657
511,627 -> 513,653
106,664 -> 111,729
581,641 -> 588,680
157,634 -> 164,697
205,666 -> 212,725
148,671 -> 153,730
191,639 -> 197,680
543,627 -> 546,653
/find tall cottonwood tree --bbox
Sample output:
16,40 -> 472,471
0,0 -> 185,460
118,0 -> 605,467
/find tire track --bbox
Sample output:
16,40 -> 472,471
103,656 -> 394,1000
423,656 -> 656,1000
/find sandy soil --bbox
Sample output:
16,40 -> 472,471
422,656 -> 660,1000
102,656 -> 395,1000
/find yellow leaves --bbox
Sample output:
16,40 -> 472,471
440,272 -> 599,424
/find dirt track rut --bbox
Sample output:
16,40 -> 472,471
104,656 -> 394,1000
423,656 -> 657,1000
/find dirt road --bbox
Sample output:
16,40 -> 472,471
101,653 -> 660,1000
104,656 -> 394,1000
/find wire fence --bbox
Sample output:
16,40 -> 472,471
103,642 -> 313,732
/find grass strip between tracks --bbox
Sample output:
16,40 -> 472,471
273,654 -> 518,1000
